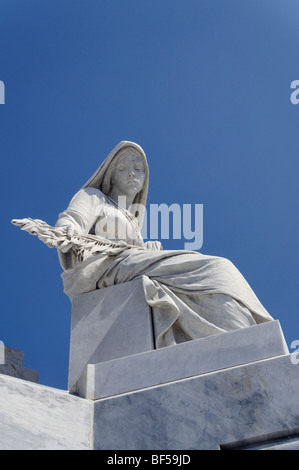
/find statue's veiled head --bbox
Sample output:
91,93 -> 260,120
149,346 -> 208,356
109,147 -> 146,201
82,141 -> 149,227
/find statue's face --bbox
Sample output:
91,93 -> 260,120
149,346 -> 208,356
111,151 -> 145,198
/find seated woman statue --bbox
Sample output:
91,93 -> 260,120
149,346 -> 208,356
55,141 -> 273,348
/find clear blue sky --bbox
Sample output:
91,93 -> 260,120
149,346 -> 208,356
1,0 -> 298,389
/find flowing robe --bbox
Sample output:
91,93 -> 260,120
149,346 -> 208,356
56,187 -> 273,347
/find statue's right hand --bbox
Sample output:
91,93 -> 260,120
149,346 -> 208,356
54,225 -> 77,252
54,225 -> 76,239
66,226 -> 75,239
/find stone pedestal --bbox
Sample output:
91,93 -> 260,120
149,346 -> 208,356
69,317 -> 299,450
68,279 -> 154,390
91,352 -> 299,450
1,319 -> 299,449
72,320 -> 288,400
66,280 -> 299,450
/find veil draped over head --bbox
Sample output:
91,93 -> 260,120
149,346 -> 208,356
81,141 -> 149,228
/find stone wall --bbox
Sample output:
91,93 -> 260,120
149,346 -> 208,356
0,322 -> 298,450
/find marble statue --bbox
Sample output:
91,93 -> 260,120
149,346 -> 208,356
12,141 -> 273,348
53,141 -> 273,347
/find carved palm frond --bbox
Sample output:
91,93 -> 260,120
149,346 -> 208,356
11,217 -> 138,258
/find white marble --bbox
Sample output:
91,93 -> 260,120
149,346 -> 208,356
92,353 -> 299,450
0,323 -> 297,450
0,374 -> 92,450
68,278 -> 154,389
53,141 -> 273,351
73,320 -> 288,400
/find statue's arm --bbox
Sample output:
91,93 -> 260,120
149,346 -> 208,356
55,187 -> 105,237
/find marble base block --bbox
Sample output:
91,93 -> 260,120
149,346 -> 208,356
73,320 -> 288,400
92,352 -> 299,450
68,279 -> 154,389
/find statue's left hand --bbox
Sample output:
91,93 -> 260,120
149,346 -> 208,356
144,241 -> 163,251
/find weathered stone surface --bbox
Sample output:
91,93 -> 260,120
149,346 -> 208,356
73,320 -> 288,400
68,278 -> 154,390
0,374 -> 92,450
92,353 -> 299,450
0,345 -> 39,383
0,324 -> 298,450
